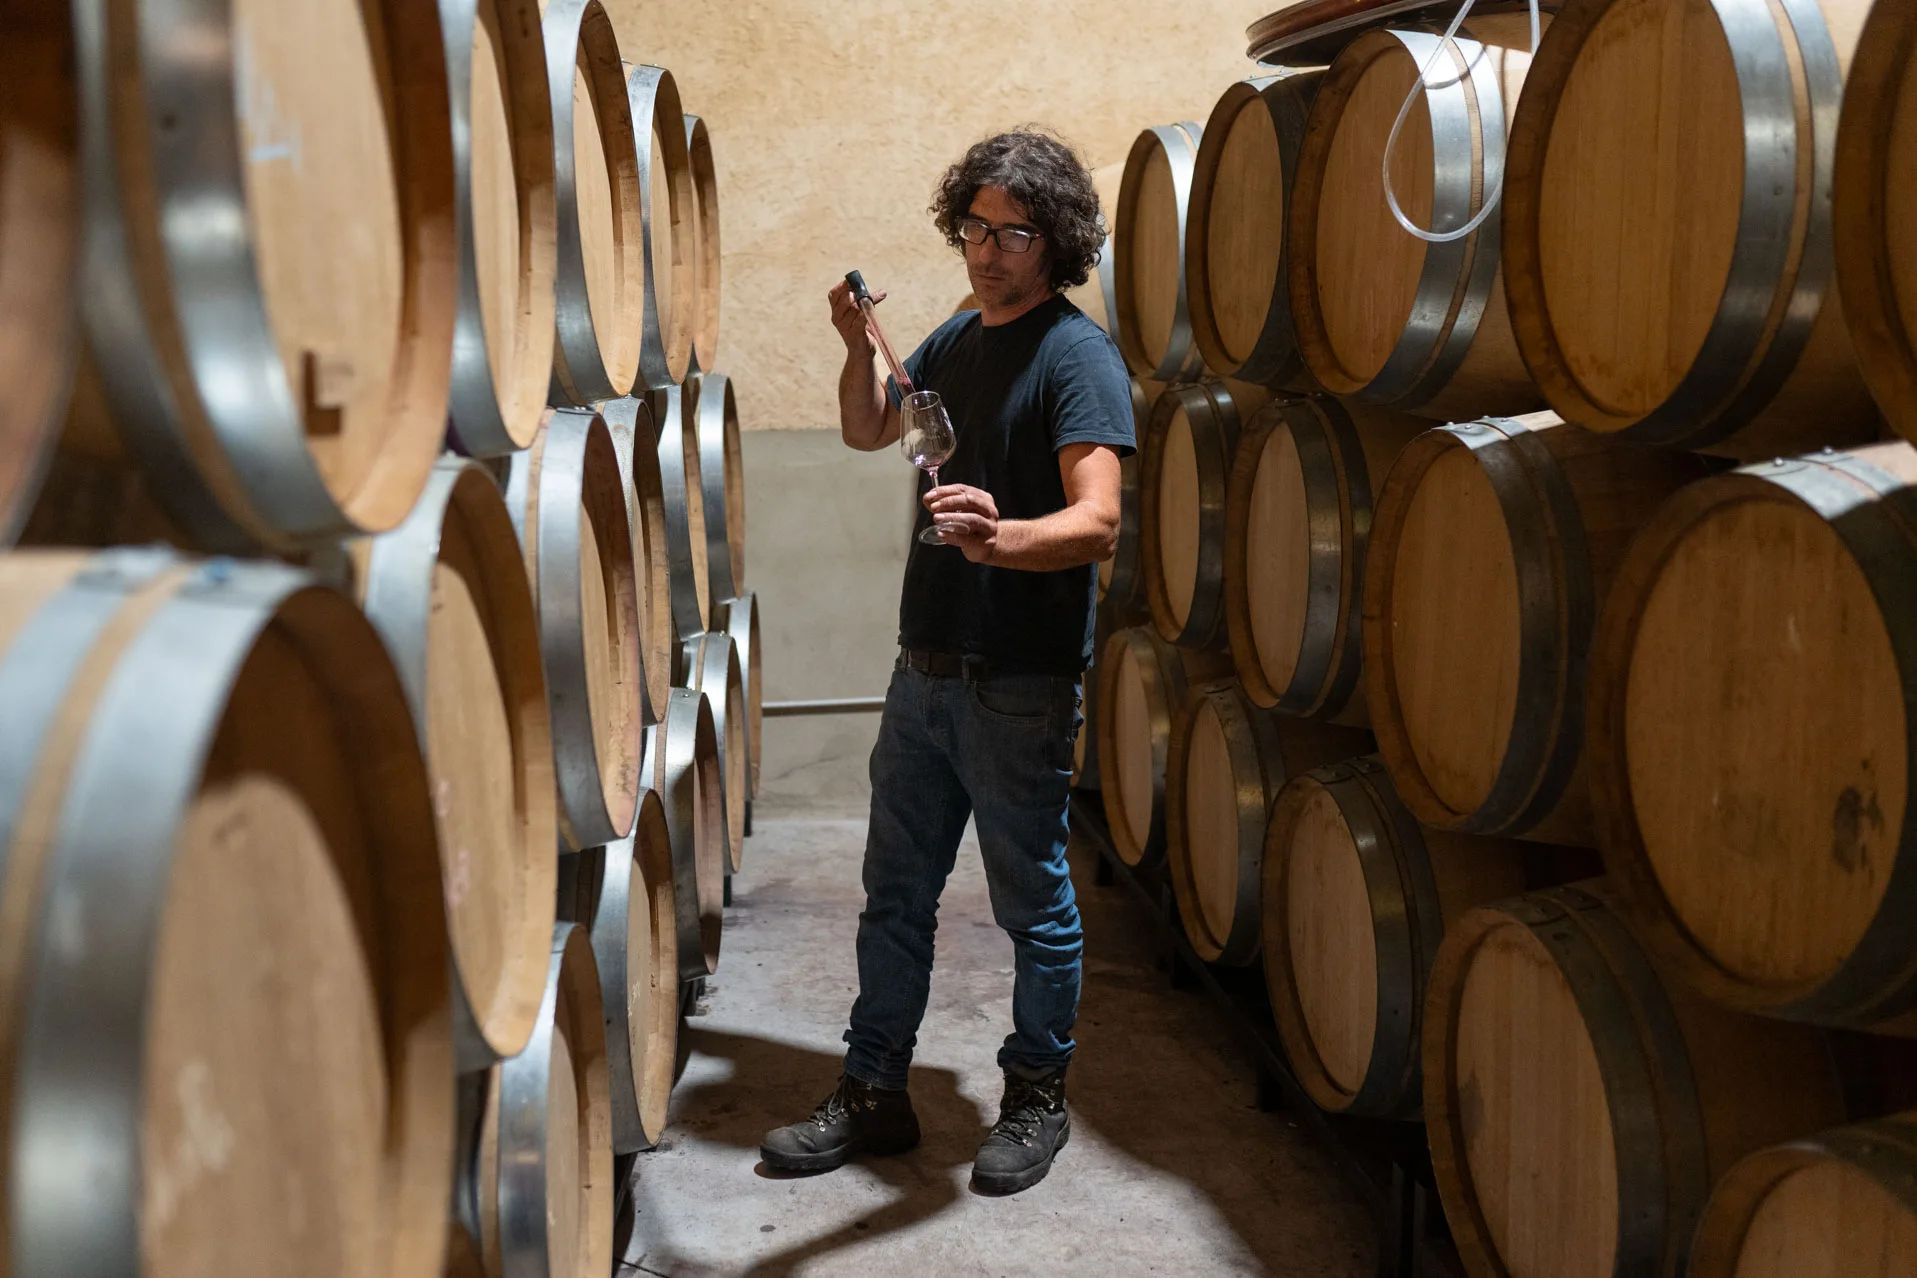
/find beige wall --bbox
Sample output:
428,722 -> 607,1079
606,0 -> 1260,431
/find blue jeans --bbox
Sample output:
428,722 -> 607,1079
842,662 -> 1083,1090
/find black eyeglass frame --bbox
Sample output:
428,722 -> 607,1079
956,216 -> 1044,254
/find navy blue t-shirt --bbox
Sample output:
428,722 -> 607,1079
890,294 -> 1134,674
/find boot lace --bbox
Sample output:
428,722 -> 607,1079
989,1077 -> 1063,1147
809,1076 -> 867,1129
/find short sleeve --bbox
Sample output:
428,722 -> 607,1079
1048,334 -> 1136,457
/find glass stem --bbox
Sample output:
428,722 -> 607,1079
927,466 -> 940,488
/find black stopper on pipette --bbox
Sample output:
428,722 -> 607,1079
845,270 -> 872,304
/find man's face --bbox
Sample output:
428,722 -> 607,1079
963,185 -> 1051,311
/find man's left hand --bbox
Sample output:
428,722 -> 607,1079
925,484 -> 998,563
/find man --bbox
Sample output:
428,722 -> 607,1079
759,130 -> 1133,1194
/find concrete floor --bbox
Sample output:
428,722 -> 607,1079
615,812 -> 1378,1277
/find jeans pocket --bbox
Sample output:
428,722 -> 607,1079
970,676 -> 1061,725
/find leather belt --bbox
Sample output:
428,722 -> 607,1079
899,648 -> 974,679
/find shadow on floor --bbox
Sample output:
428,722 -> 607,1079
622,1028 -> 985,1278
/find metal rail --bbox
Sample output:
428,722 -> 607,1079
763,696 -> 886,717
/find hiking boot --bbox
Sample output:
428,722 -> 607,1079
759,1074 -> 921,1172
971,1069 -> 1071,1194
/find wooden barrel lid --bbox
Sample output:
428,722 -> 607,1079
1115,125 -> 1206,380
507,411 -> 642,851
357,459 -> 557,1066
1626,488 -> 1903,987
1505,0 -> 1876,454
1588,443 -> 1917,1024
1143,383 -> 1245,647
1690,1114 -> 1917,1278
718,592 -> 762,797
692,370 -> 746,607
545,0 -> 642,404
577,791 -> 678,1151
1105,633 -> 1159,856
237,0 -> 406,490
1382,438 -> 1521,815
0,550 -> 452,1278
1095,627 -> 1224,870
684,630 -> 747,871
78,0 -> 455,549
1535,0 -> 1740,423
1282,779 -> 1380,1094
600,395 -> 675,722
1176,685 -> 1248,948
684,114 -> 722,372
448,0 -> 557,456
0,0 -> 75,544
631,65 -> 693,390
1305,34 -> 1434,389
483,924 -> 611,1278
646,687 -> 725,981
1427,884 -> 1851,1277
1450,906 -> 1620,1278
1237,407 -> 1312,698
653,383 -> 712,639
1188,73 -> 1322,385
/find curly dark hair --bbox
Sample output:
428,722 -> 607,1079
930,129 -> 1106,292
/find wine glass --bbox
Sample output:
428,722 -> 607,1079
900,390 -> 959,545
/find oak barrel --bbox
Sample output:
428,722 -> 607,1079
1835,0 -> 1917,448
1262,757 -> 1527,1117
1426,883 -> 1854,1278
1363,412 -> 1706,845
1097,377 -> 1158,619
1142,381 -> 1267,649
690,370 -> 746,612
652,382 -> 712,642
682,629 -> 747,872
571,793 -> 678,1153
1224,396 -> 1425,724
683,113 -> 721,373
628,65 -> 693,391
543,0 -> 642,406
1096,626 -> 1232,870
443,0 -> 557,457
0,0 -> 75,544
506,409 -> 643,851
355,458 -> 557,1069
717,591 -> 763,797
1587,441 -> 1917,1033
1114,124 -> 1207,381
599,394 -> 677,714
1289,18 -> 1542,420
1504,0 -> 1880,459
75,0 -> 456,551
1165,678 -> 1372,964
0,549 -> 453,1278
1188,71 -> 1322,388
1689,1111 -> 1917,1278
646,687 -> 726,981
477,924 -> 611,1278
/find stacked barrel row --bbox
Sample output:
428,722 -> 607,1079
1084,0 -> 1917,1269
0,2 -> 756,1276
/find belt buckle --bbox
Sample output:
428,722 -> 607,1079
960,653 -> 989,682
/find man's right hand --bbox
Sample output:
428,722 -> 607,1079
827,279 -> 887,356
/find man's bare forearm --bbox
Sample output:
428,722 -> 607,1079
983,504 -> 1117,572
839,349 -> 899,450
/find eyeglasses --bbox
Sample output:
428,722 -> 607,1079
957,217 -> 1042,254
